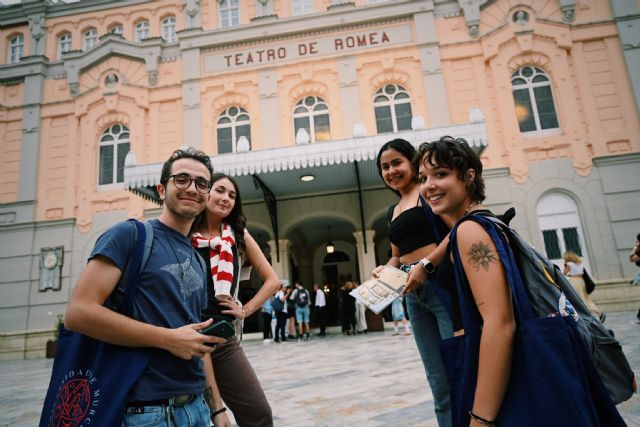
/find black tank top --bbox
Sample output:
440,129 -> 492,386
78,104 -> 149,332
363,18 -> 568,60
389,206 -> 439,256
196,245 -> 239,322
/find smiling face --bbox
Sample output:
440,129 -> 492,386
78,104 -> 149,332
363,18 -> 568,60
158,158 -> 210,220
206,177 -> 236,220
418,154 -> 473,221
379,148 -> 415,193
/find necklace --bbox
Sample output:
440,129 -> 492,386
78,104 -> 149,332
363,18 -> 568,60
464,201 -> 479,216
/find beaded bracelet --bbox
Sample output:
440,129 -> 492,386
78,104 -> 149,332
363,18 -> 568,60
469,411 -> 496,426
211,407 -> 227,417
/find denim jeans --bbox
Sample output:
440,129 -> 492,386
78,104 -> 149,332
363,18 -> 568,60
122,395 -> 209,426
404,269 -> 454,427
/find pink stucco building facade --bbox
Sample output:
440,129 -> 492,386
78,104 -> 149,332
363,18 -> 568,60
1,0 -> 639,359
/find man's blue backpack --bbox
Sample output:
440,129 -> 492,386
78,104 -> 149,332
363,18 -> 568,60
272,294 -> 284,313
40,219 -> 154,427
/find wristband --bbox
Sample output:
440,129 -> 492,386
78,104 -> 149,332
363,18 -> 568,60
241,306 -> 247,320
469,411 -> 496,426
211,407 -> 227,417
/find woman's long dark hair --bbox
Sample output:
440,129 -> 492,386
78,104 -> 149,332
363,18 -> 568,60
376,138 -> 418,196
190,173 -> 247,256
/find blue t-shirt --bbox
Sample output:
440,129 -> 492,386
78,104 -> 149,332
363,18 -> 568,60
90,219 -> 208,401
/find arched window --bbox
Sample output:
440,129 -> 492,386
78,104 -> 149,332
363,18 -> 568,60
374,84 -> 412,133
58,33 -> 72,59
292,0 -> 313,15
293,96 -> 331,143
108,24 -> 123,35
99,124 -> 130,186
83,28 -> 98,50
8,34 -> 24,63
135,20 -> 150,42
511,66 -> 559,133
216,106 -> 250,154
536,192 -> 590,270
220,0 -> 240,28
162,16 -> 176,42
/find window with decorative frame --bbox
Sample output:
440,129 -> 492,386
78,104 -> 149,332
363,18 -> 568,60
58,32 -> 72,59
83,28 -> 98,50
99,124 -> 130,186
216,106 -> 251,154
220,0 -> 240,28
292,0 -> 313,15
109,24 -> 124,35
162,16 -> 176,42
293,96 -> 331,143
135,20 -> 150,42
8,34 -> 24,63
374,84 -> 413,134
511,66 -> 559,133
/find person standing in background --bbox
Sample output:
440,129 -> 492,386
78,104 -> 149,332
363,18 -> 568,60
314,283 -> 327,336
629,234 -> 640,325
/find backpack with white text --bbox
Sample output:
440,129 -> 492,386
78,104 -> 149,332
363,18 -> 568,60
295,288 -> 309,308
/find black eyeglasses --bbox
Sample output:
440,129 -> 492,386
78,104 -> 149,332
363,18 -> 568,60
168,173 -> 211,194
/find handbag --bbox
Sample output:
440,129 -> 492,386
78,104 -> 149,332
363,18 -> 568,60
441,214 -> 626,427
583,268 -> 596,294
39,220 -> 154,427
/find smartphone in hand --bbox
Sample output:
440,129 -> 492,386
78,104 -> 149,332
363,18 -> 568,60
201,320 -> 235,339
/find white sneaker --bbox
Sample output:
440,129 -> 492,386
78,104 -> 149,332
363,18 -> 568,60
263,339 -> 271,344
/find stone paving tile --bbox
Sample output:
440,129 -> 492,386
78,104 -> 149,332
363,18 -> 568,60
1,311 -> 639,426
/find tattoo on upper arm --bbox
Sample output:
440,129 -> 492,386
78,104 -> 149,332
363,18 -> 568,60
467,241 -> 497,272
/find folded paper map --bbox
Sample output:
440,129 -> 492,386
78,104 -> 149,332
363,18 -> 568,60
350,266 -> 408,314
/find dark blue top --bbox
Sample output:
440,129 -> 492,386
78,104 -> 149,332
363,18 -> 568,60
90,219 -> 208,401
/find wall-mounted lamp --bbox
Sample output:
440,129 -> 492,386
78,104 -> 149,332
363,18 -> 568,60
326,226 -> 335,254
300,174 -> 315,182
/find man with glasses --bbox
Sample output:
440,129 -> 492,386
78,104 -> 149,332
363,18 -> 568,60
65,147 -> 226,426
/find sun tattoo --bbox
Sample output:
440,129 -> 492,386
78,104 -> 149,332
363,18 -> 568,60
467,242 -> 497,272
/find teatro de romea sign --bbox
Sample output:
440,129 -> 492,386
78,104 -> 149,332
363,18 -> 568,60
203,23 -> 413,73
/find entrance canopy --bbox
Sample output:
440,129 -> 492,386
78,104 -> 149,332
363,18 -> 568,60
124,121 -> 488,204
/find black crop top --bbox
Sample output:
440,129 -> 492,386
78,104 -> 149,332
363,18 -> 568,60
195,245 -> 239,323
389,205 -> 447,256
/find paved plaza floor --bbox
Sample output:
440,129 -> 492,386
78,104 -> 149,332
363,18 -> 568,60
1,310 -> 639,426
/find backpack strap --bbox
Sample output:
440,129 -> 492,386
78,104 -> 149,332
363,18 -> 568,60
108,219 -> 154,314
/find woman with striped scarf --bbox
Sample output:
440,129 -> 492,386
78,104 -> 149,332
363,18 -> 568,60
190,172 -> 280,427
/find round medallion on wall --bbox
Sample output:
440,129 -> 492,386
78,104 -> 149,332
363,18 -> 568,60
104,73 -> 119,88
44,252 -> 58,270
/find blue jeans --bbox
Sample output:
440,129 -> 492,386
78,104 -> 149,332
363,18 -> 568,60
122,395 -> 209,426
404,272 -> 454,427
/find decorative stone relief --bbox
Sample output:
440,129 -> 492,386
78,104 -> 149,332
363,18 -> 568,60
513,10 -> 529,26
148,70 -> 158,86
562,6 -> 575,22
458,0 -> 481,38
39,246 -> 63,292
69,82 -> 79,97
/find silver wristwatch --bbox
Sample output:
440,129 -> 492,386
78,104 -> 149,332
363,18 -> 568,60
419,258 -> 435,274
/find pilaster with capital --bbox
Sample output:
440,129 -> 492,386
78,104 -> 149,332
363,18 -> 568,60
267,239 -> 291,280
353,230 -> 376,282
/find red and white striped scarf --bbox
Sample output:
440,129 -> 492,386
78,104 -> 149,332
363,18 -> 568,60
191,224 -> 235,294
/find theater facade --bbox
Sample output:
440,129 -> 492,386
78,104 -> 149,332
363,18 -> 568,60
1,0 -> 639,359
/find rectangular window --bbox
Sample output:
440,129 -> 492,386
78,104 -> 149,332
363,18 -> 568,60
562,227 -> 582,257
99,145 -> 114,185
314,114 -> 331,142
513,89 -> 536,132
292,0 -> 313,15
542,229 -> 561,260
221,0 -> 240,28
116,142 -> 130,183
237,124 -> 251,149
375,105 -> 393,133
217,128 -> 233,154
395,103 -> 412,131
533,86 -> 559,129
294,116 -> 310,140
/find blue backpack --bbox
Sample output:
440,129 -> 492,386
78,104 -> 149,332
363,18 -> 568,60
40,220 -> 154,427
272,295 -> 284,313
